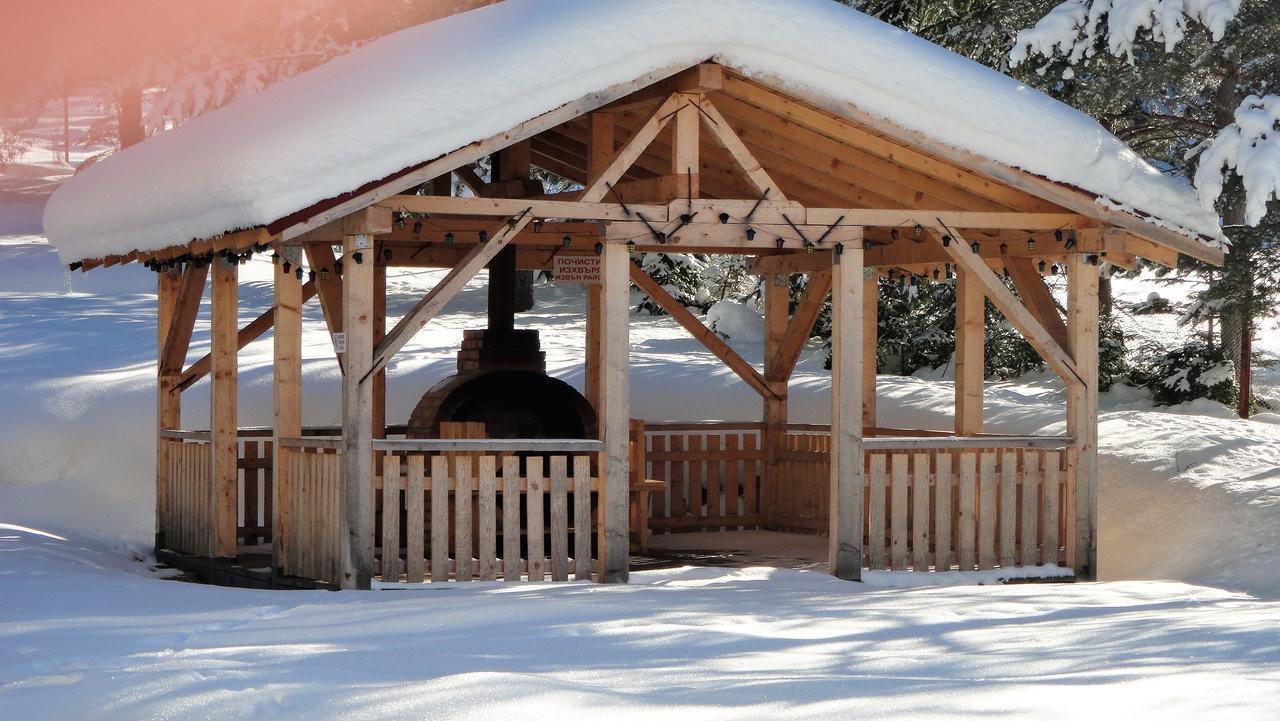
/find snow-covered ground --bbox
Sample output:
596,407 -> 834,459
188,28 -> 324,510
4,523 -> 1279,721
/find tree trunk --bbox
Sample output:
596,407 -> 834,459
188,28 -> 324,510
117,86 -> 144,149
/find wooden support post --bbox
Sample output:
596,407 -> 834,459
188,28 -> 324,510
829,233 -> 865,580
373,248 -> 387,438
272,247 -> 303,572
672,93 -> 701,199
584,111 -> 612,414
341,233 -> 376,589
1066,254 -> 1099,579
954,269 -> 984,435
210,256 -> 239,559
762,273 -> 790,526
863,272 -> 878,429
599,242 -> 630,583
155,268 -> 182,551
585,284 -> 603,412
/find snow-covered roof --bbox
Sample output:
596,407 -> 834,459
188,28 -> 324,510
44,0 -> 1225,263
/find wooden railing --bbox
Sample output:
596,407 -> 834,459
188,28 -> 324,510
277,437 -> 603,584
862,439 -> 1073,571
756,426 -> 1075,570
159,431 -> 214,557
642,422 -> 765,533
279,443 -> 343,583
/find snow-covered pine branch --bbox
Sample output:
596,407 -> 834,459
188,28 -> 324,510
1194,95 -> 1280,226
1009,0 -> 1242,67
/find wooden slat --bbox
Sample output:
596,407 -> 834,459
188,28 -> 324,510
503,455 -> 521,581
527,456 -> 546,582
1021,450 -> 1041,567
668,435 -> 686,519
707,435 -> 723,531
934,452 -> 953,571
957,451 -> 977,571
430,455 -> 449,582
550,456 -> 570,582
1000,449 -> 1018,567
1043,451 -> 1061,567
454,456 -> 473,582
478,455 -> 498,581
977,452 -> 997,571
890,453 -> 909,571
688,435 -> 705,522
405,454 -> 426,583
381,455 -> 401,581
912,453 -> 931,571
868,454 -> 888,570
743,433 -> 759,522
573,455 -> 592,581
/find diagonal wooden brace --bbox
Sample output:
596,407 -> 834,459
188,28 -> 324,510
928,225 -> 1083,388
628,261 -> 779,401
363,211 -> 534,383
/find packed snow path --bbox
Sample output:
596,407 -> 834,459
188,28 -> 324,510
1,526 -> 1278,720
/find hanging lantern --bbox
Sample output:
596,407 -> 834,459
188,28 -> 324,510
1038,260 -> 1047,273
745,228 -> 757,242
970,241 -> 981,253
444,232 -> 455,247
562,235 -> 572,248
999,242 -> 1008,255
594,242 -> 604,256
1050,264 -> 1059,275
295,266 -> 304,280
719,212 -> 730,224
412,220 -> 423,235
308,269 -> 317,283
1054,229 -> 1064,244
626,240 -> 637,253
383,248 -> 393,262
271,252 -> 281,265
890,228 -> 900,242
1027,237 -> 1037,251
942,234 -> 952,247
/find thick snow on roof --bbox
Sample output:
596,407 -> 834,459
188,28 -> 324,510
44,0 -> 1225,262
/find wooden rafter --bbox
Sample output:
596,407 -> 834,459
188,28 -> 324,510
697,95 -> 786,201
366,211 -> 534,381
927,226 -> 1083,387
628,262 -> 778,400
579,93 -> 683,203
770,271 -> 832,381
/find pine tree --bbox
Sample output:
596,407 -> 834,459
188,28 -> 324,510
1009,0 -> 1280,415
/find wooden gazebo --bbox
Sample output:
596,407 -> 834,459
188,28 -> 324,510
45,1 -> 1225,590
